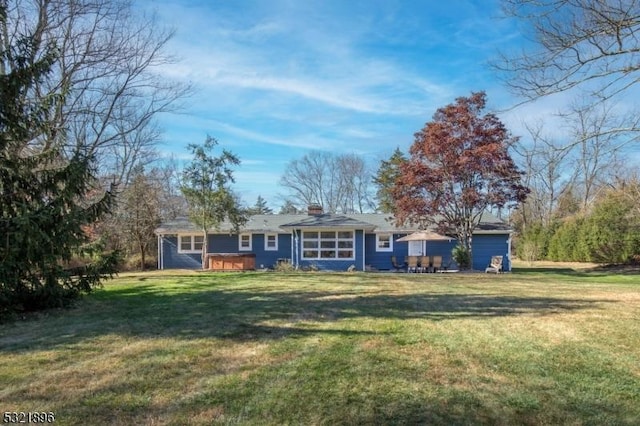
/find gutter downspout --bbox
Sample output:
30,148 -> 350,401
158,234 -> 164,270
294,229 -> 299,270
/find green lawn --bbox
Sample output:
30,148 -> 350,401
1,267 -> 639,425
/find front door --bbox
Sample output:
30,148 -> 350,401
408,240 -> 424,256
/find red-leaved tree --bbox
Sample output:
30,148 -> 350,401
392,92 -> 529,268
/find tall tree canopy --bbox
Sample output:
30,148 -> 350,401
0,23 -> 117,318
117,167 -> 162,270
180,136 -> 246,269
392,92 -> 528,267
373,147 -> 407,214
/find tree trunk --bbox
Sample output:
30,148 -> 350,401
201,229 -> 208,270
467,233 -> 473,271
140,241 -> 146,271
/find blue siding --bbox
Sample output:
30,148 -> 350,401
423,240 -> 459,269
208,234 -> 238,253
251,233 -> 292,269
364,233 -> 409,270
161,233 -> 292,270
364,233 -> 511,272
160,235 -> 202,269
471,234 -> 511,271
160,230 -> 511,272
208,233 -> 292,269
364,234 -> 457,271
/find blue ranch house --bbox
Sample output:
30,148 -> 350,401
154,206 -> 513,272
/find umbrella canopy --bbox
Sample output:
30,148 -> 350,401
396,230 -> 454,242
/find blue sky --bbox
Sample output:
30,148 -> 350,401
145,0 -> 629,210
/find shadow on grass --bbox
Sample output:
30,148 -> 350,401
513,264 -> 640,276
510,267 -> 610,278
1,275 -> 611,352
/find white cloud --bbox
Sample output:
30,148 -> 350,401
153,1 -> 453,118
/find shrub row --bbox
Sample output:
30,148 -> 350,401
517,192 -> 640,264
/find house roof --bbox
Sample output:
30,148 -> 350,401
281,214 -> 377,230
155,212 -> 511,235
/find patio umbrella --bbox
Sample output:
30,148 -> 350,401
397,230 -> 455,271
396,230 -> 453,242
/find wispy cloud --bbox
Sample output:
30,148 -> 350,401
147,0 -> 630,206
155,1 -> 454,118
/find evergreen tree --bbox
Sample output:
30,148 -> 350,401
373,147 -> 406,213
0,35 -> 117,318
180,136 -> 246,269
580,191 -> 640,264
279,200 -> 300,215
246,195 -> 273,215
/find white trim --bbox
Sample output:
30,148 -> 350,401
157,234 -> 162,270
375,233 -> 393,252
239,233 -> 252,251
472,230 -> 512,235
362,229 -> 365,271
291,232 -> 294,268
264,233 -> 278,251
408,240 -> 424,256
177,234 -> 204,254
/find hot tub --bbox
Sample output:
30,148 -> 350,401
207,253 -> 256,271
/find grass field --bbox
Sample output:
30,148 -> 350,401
1,265 -> 639,425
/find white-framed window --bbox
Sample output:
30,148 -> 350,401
376,233 -> 393,252
178,234 -> 204,253
264,234 -> 278,251
302,230 -> 354,260
239,233 -> 252,251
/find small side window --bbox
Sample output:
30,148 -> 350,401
265,234 -> 278,251
376,234 -> 393,252
239,234 -> 252,251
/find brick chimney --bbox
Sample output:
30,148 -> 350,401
307,204 -> 324,215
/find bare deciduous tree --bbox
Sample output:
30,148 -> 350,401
336,153 -> 376,214
279,151 -> 375,214
119,167 -> 162,270
153,155 -> 189,220
1,0 -> 189,185
565,99 -> 638,208
512,121 -> 574,228
496,0 -> 640,104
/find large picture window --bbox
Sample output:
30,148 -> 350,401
178,235 -> 204,253
302,231 -> 354,260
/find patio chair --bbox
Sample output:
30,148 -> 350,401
440,257 -> 452,272
432,255 -> 443,273
407,256 -> 419,273
419,256 -> 430,273
391,256 -> 404,272
485,256 -> 503,274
